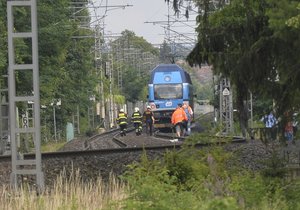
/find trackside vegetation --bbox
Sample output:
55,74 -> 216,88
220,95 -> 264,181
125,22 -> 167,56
121,145 -> 300,210
1,145 -> 300,209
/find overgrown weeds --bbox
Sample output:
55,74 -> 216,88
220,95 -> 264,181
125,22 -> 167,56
2,143 -> 300,209
121,146 -> 300,209
0,170 -> 127,210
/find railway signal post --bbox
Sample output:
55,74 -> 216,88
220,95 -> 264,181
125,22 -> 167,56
219,77 -> 234,134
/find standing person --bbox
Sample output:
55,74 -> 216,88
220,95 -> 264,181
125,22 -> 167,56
261,113 -> 269,127
267,111 -> 277,128
116,108 -> 127,136
267,111 -> 277,140
171,104 -> 188,137
132,107 -> 143,136
285,121 -> 294,145
292,113 -> 298,138
261,111 -> 277,140
143,105 -> 155,136
182,102 -> 193,136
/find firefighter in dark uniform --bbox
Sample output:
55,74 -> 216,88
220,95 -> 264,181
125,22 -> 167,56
116,108 -> 128,136
132,107 -> 143,135
143,105 -> 155,136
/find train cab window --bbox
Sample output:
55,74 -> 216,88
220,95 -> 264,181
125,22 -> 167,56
154,84 -> 182,99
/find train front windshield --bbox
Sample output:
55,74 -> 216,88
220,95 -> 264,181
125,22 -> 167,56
154,84 -> 182,99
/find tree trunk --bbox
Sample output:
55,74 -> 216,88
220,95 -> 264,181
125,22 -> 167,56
236,84 -> 249,137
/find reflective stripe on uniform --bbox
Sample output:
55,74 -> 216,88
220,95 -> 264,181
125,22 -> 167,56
117,113 -> 127,125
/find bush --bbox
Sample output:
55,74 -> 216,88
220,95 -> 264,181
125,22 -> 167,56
121,146 -> 300,209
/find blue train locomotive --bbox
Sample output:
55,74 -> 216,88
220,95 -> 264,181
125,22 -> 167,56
147,64 -> 194,129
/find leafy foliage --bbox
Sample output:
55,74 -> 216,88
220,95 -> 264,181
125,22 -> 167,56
265,0 -> 300,114
38,1 -> 98,133
0,0 -> 98,136
122,66 -> 148,102
185,0 -> 300,135
121,144 -> 300,209
0,4 -> 7,74
110,30 -> 159,103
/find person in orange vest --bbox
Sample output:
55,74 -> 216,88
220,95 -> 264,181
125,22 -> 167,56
171,104 -> 188,137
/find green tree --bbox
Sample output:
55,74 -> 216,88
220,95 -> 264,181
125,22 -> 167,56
265,0 -> 300,115
110,30 -> 159,103
286,3 -> 300,28
1,0 -> 98,135
122,65 -> 149,102
187,0 -> 272,136
182,0 -> 300,135
38,0 -> 97,132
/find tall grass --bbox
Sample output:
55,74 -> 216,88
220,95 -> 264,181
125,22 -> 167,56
0,170 -> 127,210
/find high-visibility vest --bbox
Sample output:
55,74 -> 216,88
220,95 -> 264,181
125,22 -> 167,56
171,108 -> 188,125
132,111 -> 142,123
117,113 -> 127,125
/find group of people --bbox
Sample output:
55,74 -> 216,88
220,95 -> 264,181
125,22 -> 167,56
171,102 -> 193,137
116,102 -> 194,138
261,111 -> 298,144
116,105 -> 155,136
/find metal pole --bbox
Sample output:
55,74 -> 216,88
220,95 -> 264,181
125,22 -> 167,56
77,105 -> 80,134
250,92 -> 253,128
53,105 -> 56,142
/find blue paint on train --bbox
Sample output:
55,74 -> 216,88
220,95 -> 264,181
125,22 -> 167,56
147,64 -> 194,129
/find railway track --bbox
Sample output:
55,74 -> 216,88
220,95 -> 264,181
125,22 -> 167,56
1,126 -> 247,160
84,126 -> 184,149
1,125 -> 300,186
0,129 -> 253,187
84,128 -> 122,150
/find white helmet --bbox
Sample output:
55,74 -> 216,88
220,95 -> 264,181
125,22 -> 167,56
134,107 -> 139,112
120,108 -> 124,112
147,105 -> 151,109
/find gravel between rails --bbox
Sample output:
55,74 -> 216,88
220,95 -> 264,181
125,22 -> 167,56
60,128 -> 182,151
114,132 -> 182,148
